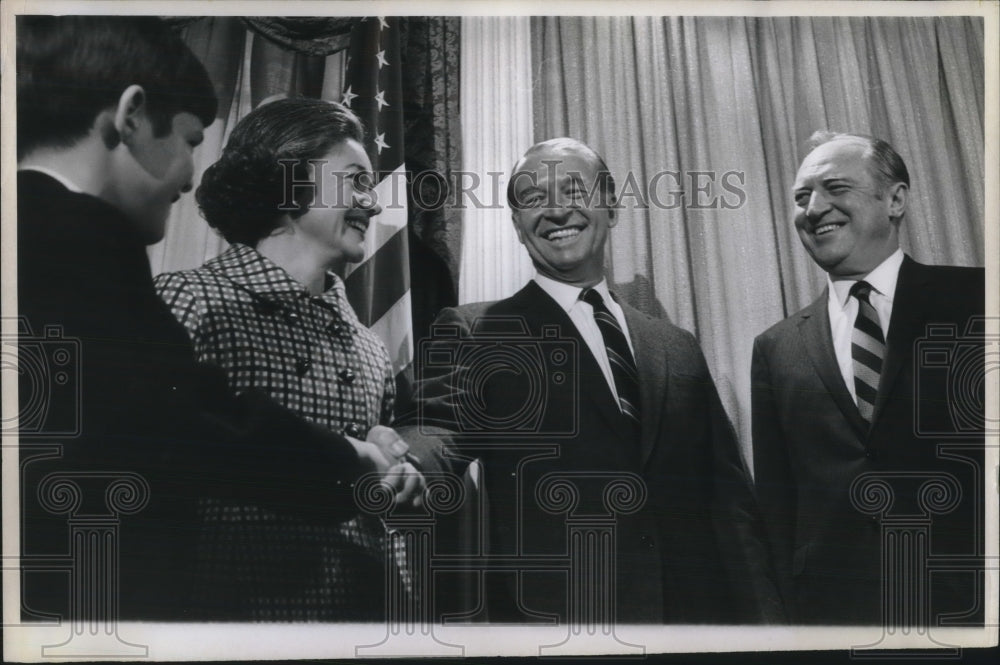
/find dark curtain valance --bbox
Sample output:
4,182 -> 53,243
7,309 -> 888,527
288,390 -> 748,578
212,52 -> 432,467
241,17 -> 355,55
164,16 -> 355,55
162,16 -> 204,31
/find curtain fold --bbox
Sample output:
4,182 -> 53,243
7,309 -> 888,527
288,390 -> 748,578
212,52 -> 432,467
398,17 -> 462,341
530,16 -> 984,465
458,17 -> 536,304
149,17 -> 246,274
412,17 -> 464,283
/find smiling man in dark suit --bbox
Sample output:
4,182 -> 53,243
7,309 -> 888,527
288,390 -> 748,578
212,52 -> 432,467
752,131 -> 985,625
413,138 -> 780,624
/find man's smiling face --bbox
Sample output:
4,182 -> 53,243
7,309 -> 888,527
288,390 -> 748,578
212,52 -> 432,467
510,145 -> 616,287
792,138 -> 903,280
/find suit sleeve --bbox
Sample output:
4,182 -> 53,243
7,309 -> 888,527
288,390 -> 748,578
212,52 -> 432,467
392,368 -> 456,477
750,335 -> 797,619
179,379 -> 371,520
48,262 -> 371,523
397,307 -> 471,431
394,307 -> 472,472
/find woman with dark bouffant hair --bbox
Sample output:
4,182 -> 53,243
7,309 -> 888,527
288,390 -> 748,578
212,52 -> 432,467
155,97 -> 426,621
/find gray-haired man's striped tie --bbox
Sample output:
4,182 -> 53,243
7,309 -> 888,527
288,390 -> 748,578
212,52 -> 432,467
582,288 -> 641,426
850,280 -> 885,423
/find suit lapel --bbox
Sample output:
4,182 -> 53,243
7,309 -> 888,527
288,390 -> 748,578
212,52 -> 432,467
797,293 -> 870,440
620,304 -> 666,468
509,282 -> 624,435
873,256 -> 927,423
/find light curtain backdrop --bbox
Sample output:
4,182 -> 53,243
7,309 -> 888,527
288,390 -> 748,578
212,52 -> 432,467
527,16 -> 985,463
457,17 -> 536,304
152,16 -> 985,470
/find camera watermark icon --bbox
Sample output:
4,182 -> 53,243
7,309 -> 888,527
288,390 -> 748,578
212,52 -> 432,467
915,316 -> 998,438
1,318 -> 81,438
416,316 -> 579,438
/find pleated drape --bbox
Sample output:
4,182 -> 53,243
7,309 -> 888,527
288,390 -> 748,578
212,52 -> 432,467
457,17 -> 537,304
529,16 -> 985,464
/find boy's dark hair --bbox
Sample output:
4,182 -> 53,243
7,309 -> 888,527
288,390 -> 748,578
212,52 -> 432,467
16,15 -> 217,159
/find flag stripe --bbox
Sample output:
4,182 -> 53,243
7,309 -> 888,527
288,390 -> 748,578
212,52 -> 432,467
368,290 -> 414,374
344,226 -> 409,327
344,165 -> 409,274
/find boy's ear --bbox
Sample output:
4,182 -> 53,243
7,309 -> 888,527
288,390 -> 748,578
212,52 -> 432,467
114,85 -> 147,145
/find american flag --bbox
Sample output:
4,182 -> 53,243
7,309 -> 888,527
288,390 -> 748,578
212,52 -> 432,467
342,16 -> 413,382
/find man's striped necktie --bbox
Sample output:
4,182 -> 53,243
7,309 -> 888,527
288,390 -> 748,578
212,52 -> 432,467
850,280 -> 885,423
582,288 -> 641,426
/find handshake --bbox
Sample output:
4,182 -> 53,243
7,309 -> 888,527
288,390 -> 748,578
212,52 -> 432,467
347,425 -> 426,508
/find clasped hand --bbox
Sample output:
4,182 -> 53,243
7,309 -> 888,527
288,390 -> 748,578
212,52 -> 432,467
348,425 -> 426,508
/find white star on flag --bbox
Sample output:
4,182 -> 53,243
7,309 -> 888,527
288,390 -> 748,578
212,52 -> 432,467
373,132 -> 389,154
373,89 -> 389,111
378,16 -> 389,29
375,50 -> 388,68
341,86 -> 357,107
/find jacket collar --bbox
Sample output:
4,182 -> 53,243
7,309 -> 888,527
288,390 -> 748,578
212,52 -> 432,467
796,254 -> 926,439
205,244 -> 350,316
621,303 -> 668,468
797,290 -> 870,440
875,254 -> 929,420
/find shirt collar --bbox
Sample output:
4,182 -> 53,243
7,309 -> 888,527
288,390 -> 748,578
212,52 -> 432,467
18,165 -> 85,193
533,272 -> 613,313
828,248 -> 904,309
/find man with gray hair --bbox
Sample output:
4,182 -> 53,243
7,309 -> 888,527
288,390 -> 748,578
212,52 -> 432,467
752,131 -> 985,624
